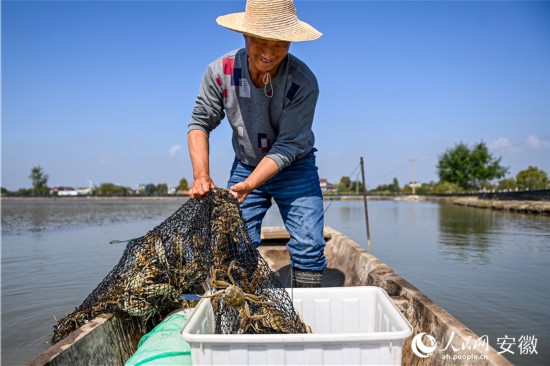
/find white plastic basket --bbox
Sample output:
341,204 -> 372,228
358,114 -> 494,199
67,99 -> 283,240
181,286 -> 412,365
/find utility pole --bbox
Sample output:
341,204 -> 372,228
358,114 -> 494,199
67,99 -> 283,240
411,159 -> 416,195
409,159 -> 421,195
360,157 -> 372,253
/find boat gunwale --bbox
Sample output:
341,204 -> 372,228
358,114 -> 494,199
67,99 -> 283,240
320,226 -> 513,366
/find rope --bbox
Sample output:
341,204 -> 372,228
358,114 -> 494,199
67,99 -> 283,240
263,72 -> 273,98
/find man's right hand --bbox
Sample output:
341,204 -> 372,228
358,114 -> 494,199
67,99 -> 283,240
189,175 -> 216,199
188,130 -> 214,199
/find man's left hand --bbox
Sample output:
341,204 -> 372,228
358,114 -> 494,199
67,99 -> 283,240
229,182 -> 254,204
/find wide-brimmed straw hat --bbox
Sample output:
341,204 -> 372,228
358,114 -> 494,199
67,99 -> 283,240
216,0 -> 322,42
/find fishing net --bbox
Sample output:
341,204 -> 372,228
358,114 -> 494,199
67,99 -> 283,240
52,188 -> 310,344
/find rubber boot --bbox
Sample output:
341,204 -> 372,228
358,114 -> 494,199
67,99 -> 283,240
292,268 -> 323,288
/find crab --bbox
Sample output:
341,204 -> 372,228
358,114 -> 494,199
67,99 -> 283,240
122,294 -> 157,319
125,262 -> 159,292
258,306 -> 295,333
255,305 -> 313,334
239,311 -> 268,333
203,260 -> 275,332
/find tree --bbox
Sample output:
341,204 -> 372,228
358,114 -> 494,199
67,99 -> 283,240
340,176 -> 351,188
144,183 -> 156,196
402,182 -> 430,195
370,182 -> 393,194
391,177 -> 400,193
350,180 -> 364,194
498,178 -> 517,191
416,183 -> 431,195
516,166 -> 549,190
336,182 -> 348,194
29,166 -> 49,196
179,178 -> 189,191
156,183 -> 168,196
432,180 -> 462,194
337,176 -> 351,194
17,188 -> 33,196
437,141 -> 508,190
95,183 -> 129,196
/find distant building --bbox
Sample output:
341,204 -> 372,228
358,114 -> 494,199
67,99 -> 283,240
319,178 -> 337,193
51,186 -> 92,196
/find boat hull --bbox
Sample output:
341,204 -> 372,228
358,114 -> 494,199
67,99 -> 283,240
29,314 -> 145,366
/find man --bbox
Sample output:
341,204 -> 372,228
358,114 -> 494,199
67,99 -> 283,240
188,0 -> 325,287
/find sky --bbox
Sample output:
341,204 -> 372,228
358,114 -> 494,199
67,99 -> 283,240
2,0 -> 549,191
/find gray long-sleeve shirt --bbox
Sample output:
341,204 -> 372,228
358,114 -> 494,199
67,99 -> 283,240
189,48 -> 319,170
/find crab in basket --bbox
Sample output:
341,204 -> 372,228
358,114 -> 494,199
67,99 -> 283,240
203,260 -> 275,333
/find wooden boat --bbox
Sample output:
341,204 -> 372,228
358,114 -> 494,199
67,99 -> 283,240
29,226 -> 512,366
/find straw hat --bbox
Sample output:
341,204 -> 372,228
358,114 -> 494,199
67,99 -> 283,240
216,0 -> 322,42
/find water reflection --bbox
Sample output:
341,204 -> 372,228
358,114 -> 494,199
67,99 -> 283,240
437,203 -> 501,264
336,205 -> 354,224
1,199 -> 187,235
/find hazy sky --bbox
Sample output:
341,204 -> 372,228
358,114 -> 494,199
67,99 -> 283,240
2,0 -> 549,191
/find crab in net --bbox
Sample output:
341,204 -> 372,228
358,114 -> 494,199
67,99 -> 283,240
203,260 -> 279,333
52,189 -> 311,344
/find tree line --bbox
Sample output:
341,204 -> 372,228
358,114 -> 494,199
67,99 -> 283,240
0,168 -> 191,197
2,141 -> 548,197
330,141 -> 549,195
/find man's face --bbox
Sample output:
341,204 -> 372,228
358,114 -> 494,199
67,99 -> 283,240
244,35 -> 291,76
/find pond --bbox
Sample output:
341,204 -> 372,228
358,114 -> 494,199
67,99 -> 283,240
1,198 -> 548,365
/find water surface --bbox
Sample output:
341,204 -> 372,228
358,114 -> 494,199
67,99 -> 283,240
1,198 -> 548,365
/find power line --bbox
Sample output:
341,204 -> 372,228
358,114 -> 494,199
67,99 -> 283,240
369,161 -> 409,181
323,161 -> 361,214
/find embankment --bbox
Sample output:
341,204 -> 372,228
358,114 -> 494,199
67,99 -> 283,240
452,197 -> 550,215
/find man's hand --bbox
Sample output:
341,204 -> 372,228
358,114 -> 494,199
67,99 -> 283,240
229,181 -> 254,204
188,130 -> 214,199
189,174 -> 216,199
229,157 -> 280,204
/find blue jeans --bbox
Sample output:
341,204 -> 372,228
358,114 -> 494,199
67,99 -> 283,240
227,151 -> 327,272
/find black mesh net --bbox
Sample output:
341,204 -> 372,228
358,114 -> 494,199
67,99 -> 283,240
52,188 -> 310,344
